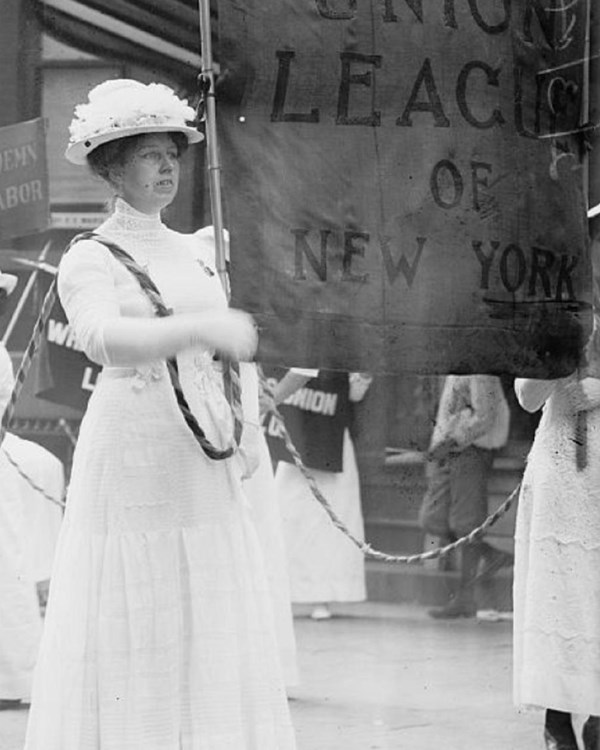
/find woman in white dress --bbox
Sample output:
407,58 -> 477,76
0,273 -> 57,710
23,79 -> 295,750
0,340 -> 64,709
240,364 -> 299,688
514,321 -> 600,750
0,404 -> 43,711
272,369 -> 370,621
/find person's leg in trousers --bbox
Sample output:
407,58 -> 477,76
418,458 -> 452,541
428,447 -> 491,619
582,715 -> 600,750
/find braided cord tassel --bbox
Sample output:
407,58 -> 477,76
222,359 -> 243,445
71,233 -> 243,460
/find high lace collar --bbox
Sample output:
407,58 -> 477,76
109,198 -> 165,233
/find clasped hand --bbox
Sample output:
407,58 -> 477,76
203,308 -> 258,361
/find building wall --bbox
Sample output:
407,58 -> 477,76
0,0 -> 41,128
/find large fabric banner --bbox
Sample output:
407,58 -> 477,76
218,0 -> 592,376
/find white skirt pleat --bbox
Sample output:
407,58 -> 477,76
24,373 -> 296,750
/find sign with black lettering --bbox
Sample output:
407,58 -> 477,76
218,0 -> 593,377
35,298 -> 101,412
264,369 -> 350,471
0,118 -> 50,240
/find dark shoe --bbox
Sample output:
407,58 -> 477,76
428,596 -> 476,619
583,716 -> 600,750
544,728 -> 579,750
545,709 -> 578,750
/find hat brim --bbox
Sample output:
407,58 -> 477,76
65,124 -> 204,165
0,274 -> 18,296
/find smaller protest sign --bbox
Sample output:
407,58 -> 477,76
0,118 -> 50,240
263,368 -> 350,472
35,297 -> 100,412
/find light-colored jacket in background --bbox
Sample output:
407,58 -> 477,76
430,375 -> 510,453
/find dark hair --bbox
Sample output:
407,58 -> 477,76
86,131 -> 189,182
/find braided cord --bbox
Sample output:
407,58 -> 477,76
0,277 -> 67,510
0,278 -> 58,447
1,446 -> 66,509
71,233 -> 243,461
261,372 -> 520,565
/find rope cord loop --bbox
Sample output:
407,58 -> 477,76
1,446 -> 66,509
260,371 -> 520,565
69,232 -> 244,461
0,231 -> 243,507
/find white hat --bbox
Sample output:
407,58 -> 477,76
0,272 -> 17,296
65,79 -> 204,165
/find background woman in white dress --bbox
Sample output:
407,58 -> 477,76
514,318 -> 600,750
270,369 -> 370,621
23,79 -> 295,750
0,274 -> 63,710
240,364 -> 299,688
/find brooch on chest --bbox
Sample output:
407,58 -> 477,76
196,258 -> 215,277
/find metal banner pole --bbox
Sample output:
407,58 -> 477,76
197,0 -> 229,299
196,1 -> 244,455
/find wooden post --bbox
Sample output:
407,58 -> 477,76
0,0 -> 41,128
0,0 -> 42,261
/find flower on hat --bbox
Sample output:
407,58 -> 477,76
68,79 -> 197,145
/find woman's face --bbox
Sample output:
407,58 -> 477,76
114,133 -> 181,214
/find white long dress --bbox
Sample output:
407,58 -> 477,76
244,430 -> 299,686
0,345 -> 63,701
275,370 -> 367,604
277,431 -> 366,603
0,445 -> 43,702
513,375 -> 600,715
24,199 -> 295,750
3,434 -> 64,583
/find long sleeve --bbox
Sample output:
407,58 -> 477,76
514,378 -> 558,413
450,376 -> 499,447
431,375 -> 508,451
0,344 -> 14,415
58,239 -> 217,368
274,368 -> 316,405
